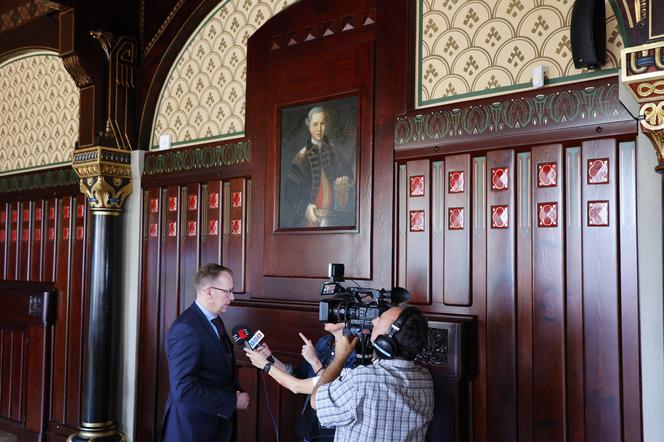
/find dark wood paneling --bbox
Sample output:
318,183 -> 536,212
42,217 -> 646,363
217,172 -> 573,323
200,181 -> 221,266
617,141 -> 642,442
516,151 -> 533,442
0,204 -> 7,279
18,202 -> 31,280
444,154 -> 471,306
404,159 -> 430,304
179,184 -> 200,310
531,145 -> 565,440
7,202 -> 19,280
30,200 -> 44,281
581,138 -> 621,441
485,149 -> 516,441
565,146 -> 585,442
227,178 -> 246,293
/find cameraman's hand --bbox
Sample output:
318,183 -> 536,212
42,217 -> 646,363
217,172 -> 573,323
334,335 -> 358,359
299,333 -> 323,373
244,348 -> 268,370
305,204 -> 320,225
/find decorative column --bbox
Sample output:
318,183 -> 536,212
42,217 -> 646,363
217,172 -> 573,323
68,146 -> 132,442
59,6 -> 137,437
621,42 -> 664,173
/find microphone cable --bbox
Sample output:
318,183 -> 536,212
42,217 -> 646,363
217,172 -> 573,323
260,371 -> 280,442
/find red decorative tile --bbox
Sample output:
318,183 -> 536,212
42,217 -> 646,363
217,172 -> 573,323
188,195 -> 198,211
409,210 -> 425,232
231,219 -> 242,235
36,207 -> 42,221
63,206 -> 70,219
537,162 -> 557,187
588,200 -> 609,226
22,228 -> 28,241
76,226 -> 84,240
23,209 -> 29,222
448,207 -> 464,230
209,220 -> 218,236
187,221 -> 197,236
587,158 -> 609,184
448,171 -> 464,193
12,210 -> 17,223
209,193 -> 219,209
409,176 -> 425,197
232,191 -> 242,208
35,229 -> 41,242
168,196 -> 178,212
168,222 -> 177,237
49,207 -> 55,220
77,204 -> 84,218
491,205 -> 509,229
150,198 -> 159,213
63,227 -> 69,240
537,202 -> 558,227
48,228 -> 55,241
149,223 -> 158,238
11,229 -> 16,242
491,168 -> 509,191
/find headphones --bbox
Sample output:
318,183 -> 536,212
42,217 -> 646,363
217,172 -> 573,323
373,306 -> 419,359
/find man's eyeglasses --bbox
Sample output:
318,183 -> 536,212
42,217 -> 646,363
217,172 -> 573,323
209,286 -> 234,295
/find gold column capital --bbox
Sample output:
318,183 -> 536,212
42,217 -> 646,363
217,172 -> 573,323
72,146 -> 133,214
621,42 -> 664,173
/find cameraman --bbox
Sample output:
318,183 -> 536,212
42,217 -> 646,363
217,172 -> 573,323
310,306 -> 434,442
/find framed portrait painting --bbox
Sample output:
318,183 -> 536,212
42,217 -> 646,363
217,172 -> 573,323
278,95 -> 358,230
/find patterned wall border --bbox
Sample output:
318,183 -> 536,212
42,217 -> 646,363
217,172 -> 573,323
415,0 -> 623,108
0,167 -> 78,195
143,140 -> 251,176
395,80 -> 632,149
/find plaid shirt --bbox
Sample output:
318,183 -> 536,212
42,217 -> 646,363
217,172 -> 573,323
316,359 -> 434,442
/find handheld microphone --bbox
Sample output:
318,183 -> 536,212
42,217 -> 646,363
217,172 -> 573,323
232,324 -> 274,362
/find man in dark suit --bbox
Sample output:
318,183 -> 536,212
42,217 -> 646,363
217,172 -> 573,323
162,264 -> 250,442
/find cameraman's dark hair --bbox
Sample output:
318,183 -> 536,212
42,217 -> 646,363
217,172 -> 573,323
195,263 -> 233,292
394,309 -> 428,360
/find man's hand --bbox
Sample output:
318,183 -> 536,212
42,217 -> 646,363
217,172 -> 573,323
236,391 -> 250,410
334,334 -> 358,359
305,203 -> 320,225
299,332 -> 322,372
244,349 -> 269,370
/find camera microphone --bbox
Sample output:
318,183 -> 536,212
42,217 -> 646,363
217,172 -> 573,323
232,324 -> 274,362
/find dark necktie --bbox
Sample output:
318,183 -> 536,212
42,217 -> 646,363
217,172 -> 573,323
211,317 -> 233,367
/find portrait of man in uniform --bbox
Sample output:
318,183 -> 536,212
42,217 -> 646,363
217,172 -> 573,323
279,96 -> 357,229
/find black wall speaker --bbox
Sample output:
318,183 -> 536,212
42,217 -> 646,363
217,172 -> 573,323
570,0 -> 606,69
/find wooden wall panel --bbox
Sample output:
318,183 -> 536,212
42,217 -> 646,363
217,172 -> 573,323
7,202 -> 19,280
531,145 -> 565,440
0,204 -> 7,279
618,141 -> 642,442
43,199 -> 57,282
227,178 -> 246,293
565,146 -> 584,442
516,151 -> 533,442
431,160 -> 444,305
179,184 -> 200,310
404,159 -> 430,304
201,181 -> 222,266
30,201 -> 44,281
581,139 -> 621,441
18,202 -> 31,280
444,154 -> 471,306
485,149 -> 516,441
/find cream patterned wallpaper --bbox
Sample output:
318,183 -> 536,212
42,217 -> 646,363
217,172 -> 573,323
151,0 -> 299,149
417,0 -> 623,107
0,52 -> 79,174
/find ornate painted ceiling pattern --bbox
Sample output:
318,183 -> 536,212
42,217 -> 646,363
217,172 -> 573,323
0,53 -> 79,174
151,0 -> 299,149
417,0 -> 623,107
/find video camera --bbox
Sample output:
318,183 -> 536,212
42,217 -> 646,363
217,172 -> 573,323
319,263 -> 410,364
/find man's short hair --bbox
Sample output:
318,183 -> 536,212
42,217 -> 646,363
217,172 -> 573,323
195,263 -> 232,292
394,309 -> 428,360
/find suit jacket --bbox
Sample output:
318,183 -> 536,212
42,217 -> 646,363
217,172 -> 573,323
162,302 -> 240,442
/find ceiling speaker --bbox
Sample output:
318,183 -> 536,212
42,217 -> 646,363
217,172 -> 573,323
570,0 -> 606,69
